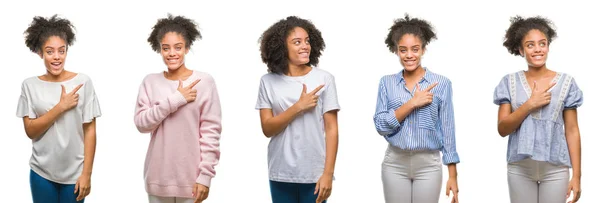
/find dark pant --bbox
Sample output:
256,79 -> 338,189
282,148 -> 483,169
269,180 -> 328,203
30,170 -> 84,203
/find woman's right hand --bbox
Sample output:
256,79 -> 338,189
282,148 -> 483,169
294,84 -> 324,112
58,84 -> 83,112
178,79 -> 201,103
408,83 -> 438,108
526,81 -> 555,111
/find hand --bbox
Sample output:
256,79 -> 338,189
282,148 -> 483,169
58,84 -> 83,112
408,83 -> 438,108
567,177 -> 581,203
193,184 -> 209,203
526,81 -> 555,111
446,177 -> 459,203
74,174 -> 91,202
178,79 -> 201,103
314,173 -> 333,203
294,84 -> 325,113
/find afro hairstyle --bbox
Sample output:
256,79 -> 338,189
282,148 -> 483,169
24,14 -> 76,53
503,16 -> 557,56
148,14 -> 201,52
385,14 -> 436,53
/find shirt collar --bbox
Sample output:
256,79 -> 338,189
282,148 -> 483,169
396,67 -> 432,85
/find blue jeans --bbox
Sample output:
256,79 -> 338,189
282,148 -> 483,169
30,170 -> 84,203
269,180 -> 328,203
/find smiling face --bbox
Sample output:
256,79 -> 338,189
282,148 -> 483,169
396,34 -> 425,71
39,36 -> 68,76
160,32 -> 189,71
286,27 -> 311,67
520,29 -> 549,68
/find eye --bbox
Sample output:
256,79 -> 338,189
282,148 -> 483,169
399,49 -> 407,53
527,44 -> 533,48
412,48 -> 419,52
540,42 -> 546,47
294,41 -> 301,45
59,50 -> 65,54
175,47 -> 182,51
46,51 -> 53,55
162,48 -> 169,51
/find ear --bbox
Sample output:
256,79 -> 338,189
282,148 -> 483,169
519,48 -> 524,57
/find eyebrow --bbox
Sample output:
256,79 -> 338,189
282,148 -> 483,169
44,45 -> 66,49
524,39 -> 548,43
398,45 -> 421,48
161,43 -> 185,46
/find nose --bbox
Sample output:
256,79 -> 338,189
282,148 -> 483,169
534,45 -> 542,53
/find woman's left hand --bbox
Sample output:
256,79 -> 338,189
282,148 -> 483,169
314,173 -> 333,203
446,177 -> 459,203
74,174 -> 91,201
567,177 -> 581,203
193,183 -> 210,203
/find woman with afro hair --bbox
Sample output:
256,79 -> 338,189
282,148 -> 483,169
255,16 -> 340,203
373,14 -> 460,203
17,15 -> 102,203
134,14 -> 222,203
493,16 -> 582,203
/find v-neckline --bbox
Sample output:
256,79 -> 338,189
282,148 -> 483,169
518,70 -> 561,98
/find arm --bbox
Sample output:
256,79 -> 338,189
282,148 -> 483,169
564,109 -> 581,179
134,82 -> 188,133
323,111 -> 339,176
373,79 -> 404,135
23,107 -> 66,140
497,103 -> 533,137
440,83 -> 459,165
82,119 -> 97,177
196,82 -> 223,187
259,106 -> 303,138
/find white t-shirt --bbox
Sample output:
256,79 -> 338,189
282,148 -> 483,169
255,67 -> 340,183
16,73 -> 102,184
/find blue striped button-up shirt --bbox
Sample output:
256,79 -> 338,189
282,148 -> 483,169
373,68 -> 460,165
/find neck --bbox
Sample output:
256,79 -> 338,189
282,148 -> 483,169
44,70 -> 70,82
403,66 -> 425,80
286,64 -> 311,76
165,64 -> 190,79
526,64 -> 549,77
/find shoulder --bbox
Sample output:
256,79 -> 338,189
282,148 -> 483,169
140,72 -> 164,83
21,76 -> 39,86
259,72 -> 281,83
378,74 -> 397,84
193,71 -> 216,84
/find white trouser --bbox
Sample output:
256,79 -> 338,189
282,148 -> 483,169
381,145 -> 442,203
507,158 -> 569,203
148,195 -> 195,203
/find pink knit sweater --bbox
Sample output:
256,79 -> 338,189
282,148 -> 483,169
134,71 -> 222,198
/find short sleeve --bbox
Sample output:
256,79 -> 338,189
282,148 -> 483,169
82,78 -> 102,123
255,77 -> 272,110
493,75 -> 511,105
16,81 -> 37,118
322,75 -> 341,114
564,77 -> 583,109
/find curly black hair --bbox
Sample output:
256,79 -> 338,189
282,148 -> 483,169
24,15 -> 76,53
385,14 -> 436,53
148,14 -> 201,52
259,16 -> 325,74
503,16 -> 557,56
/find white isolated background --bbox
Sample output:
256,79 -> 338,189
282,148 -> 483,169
0,0 -> 598,202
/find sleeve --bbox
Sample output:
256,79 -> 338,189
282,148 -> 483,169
564,77 -> 583,109
196,78 -> 223,187
321,74 -> 341,114
82,78 -> 102,123
16,81 -> 37,118
133,76 -> 188,133
493,75 -> 511,105
373,77 -> 402,136
439,82 -> 460,165
255,77 -> 272,110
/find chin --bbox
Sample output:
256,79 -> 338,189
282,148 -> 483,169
402,64 -> 419,72
167,64 -> 182,71
47,69 -> 64,76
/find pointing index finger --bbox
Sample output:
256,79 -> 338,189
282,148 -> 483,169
544,82 -> 556,92
425,82 -> 438,92
309,84 -> 325,95
70,84 -> 84,94
187,79 -> 201,89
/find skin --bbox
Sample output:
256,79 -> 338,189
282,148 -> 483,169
394,34 -> 459,203
22,36 -> 96,201
258,27 -> 338,203
157,31 -> 206,202
496,29 -> 581,202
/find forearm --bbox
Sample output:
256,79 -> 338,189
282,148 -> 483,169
498,103 -> 533,136
261,105 -> 302,138
566,130 -> 581,178
134,92 -> 187,133
24,105 -> 65,139
394,102 -> 415,123
447,163 -> 457,179
82,120 -> 97,176
323,128 -> 338,175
